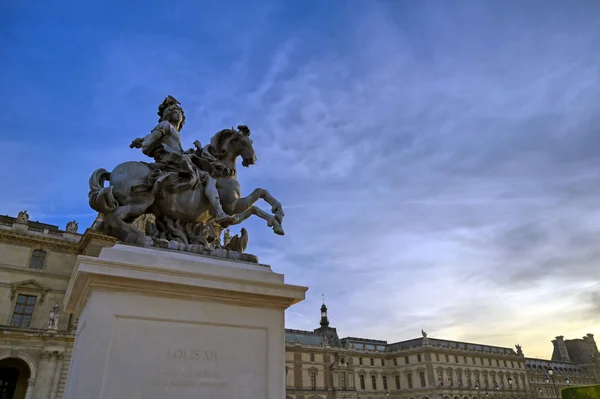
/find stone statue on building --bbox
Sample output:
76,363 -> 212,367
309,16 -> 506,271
66,220 -> 79,233
515,344 -> 523,356
422,329 -> 428,338
87,95 -> 285,262
16,210 -> 29,224
48,303 -> 59,330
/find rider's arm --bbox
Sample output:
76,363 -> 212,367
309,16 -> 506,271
140,123 -> 169,156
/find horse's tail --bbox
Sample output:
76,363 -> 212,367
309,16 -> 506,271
88,168 -> 119,213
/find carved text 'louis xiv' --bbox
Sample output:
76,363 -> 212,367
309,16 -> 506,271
167,349 -> 217,361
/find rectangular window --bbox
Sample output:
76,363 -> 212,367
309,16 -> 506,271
464,356 -> 467,363
511,361 -> 514,368
381,359 -> 385,366
340,373 -> 346,389
371,375 -> 377,390
496,359 -> 500,367
420,371 -> 426,387
383,375 -> 388,390
395,375 -> 401,389
370,358 -> 374,366
472,357 -> 476,364
10,294 -> 36,328
29,249 -> 46,269
417,354 -> 422,362
360,375 -> 365,390
436,353 -> 440,362
445,354 -> 449,362
393,358 -> 397,366
310,372 -> 316,389
359,357 -> 363,365
310,353 -> 315,362
488,359 -> 492,366
405,356 -> 409,364
480,358 -> 484,365
455,355 -> 458,363
504,360 -> 507,367
407,373 -> 413,389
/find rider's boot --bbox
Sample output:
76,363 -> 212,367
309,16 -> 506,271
213,202 -> 236,227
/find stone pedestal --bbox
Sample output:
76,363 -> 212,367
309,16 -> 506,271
62,244 -> 307,399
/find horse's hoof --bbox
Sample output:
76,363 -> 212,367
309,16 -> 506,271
274,213 -> 284,224
273,225 -> 285,236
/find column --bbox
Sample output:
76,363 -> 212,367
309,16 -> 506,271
49,352 -> 65,399
24,379 -> 35,399
33,351 -> 56,399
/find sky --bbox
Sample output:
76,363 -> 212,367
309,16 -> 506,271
1,0 -> 599,359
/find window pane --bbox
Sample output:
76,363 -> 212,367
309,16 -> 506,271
27,296 -> 36,305
16,296 -> 26,304
29,250 -> 46,269
24,305 -> 35,314
14,304 -> 24,313
22,315 -> 31,328
10,315 -> 22,326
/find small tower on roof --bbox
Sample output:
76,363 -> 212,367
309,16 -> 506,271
314,293 -> 340,347
320,299 -> 330,328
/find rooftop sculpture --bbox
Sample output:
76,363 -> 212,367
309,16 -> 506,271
88,95 -> 284,262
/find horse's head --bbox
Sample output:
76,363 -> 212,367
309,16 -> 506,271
209,125 -> 257,167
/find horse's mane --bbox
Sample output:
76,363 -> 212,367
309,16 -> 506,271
208,128 -> 239,157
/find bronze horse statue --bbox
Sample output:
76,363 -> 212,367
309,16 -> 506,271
88,126 -> 285,250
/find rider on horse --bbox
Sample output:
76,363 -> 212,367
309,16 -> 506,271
130,95 -> 235,226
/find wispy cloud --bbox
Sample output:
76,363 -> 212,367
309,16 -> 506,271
1,0 -> 599,358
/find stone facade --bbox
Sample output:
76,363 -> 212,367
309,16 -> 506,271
0,213 -> 115,399
0,212 -> 598,399
284,306 -> 598,399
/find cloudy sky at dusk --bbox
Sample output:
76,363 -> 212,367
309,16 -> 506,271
1,0 -> 599,358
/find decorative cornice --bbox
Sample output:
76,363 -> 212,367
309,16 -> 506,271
0,229 -> 79,253
1,327 -> 75,341
0,265 -> 71,281
77,229 -> 118,255
38,350 -> 66,360
9,279 -> 51,302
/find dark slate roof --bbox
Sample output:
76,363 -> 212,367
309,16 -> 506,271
387,338 -> 424,351
342,336 -> 389,352
0,215 -> 60,231
285,329 -> 326,346
341,336 -> 517,355
424,338 -> 517,355
564,339 -> 594,364
525,357 -> 584,373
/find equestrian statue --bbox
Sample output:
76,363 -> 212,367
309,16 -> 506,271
88,95 -> 285,263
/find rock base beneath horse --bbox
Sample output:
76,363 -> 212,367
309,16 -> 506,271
146,235 -> 260,263
62,244 -> 307,399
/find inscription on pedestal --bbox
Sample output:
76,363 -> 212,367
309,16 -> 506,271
148,349 -> 228,389
101,316 -> 267,398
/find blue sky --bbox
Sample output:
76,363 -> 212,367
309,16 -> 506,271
2,0 -> 600,358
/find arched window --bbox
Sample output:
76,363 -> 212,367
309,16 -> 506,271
29,249 -> 46,269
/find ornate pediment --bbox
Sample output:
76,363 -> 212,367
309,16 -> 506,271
10,279 -> 51,302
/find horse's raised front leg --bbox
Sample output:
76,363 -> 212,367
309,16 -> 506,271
232,188 -> 285,224
231,205 -> 284,236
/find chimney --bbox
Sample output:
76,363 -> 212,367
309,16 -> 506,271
554,336 -> 571,362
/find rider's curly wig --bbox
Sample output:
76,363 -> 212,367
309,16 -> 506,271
157,95 -> 186,131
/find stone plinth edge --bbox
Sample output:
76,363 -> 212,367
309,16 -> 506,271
64,244 -> 307,316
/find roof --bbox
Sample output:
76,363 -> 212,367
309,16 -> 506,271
288,328 -> 519,356
285,329 -> 326,346
525,357 -> 584,373
0,215 -> 61,231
